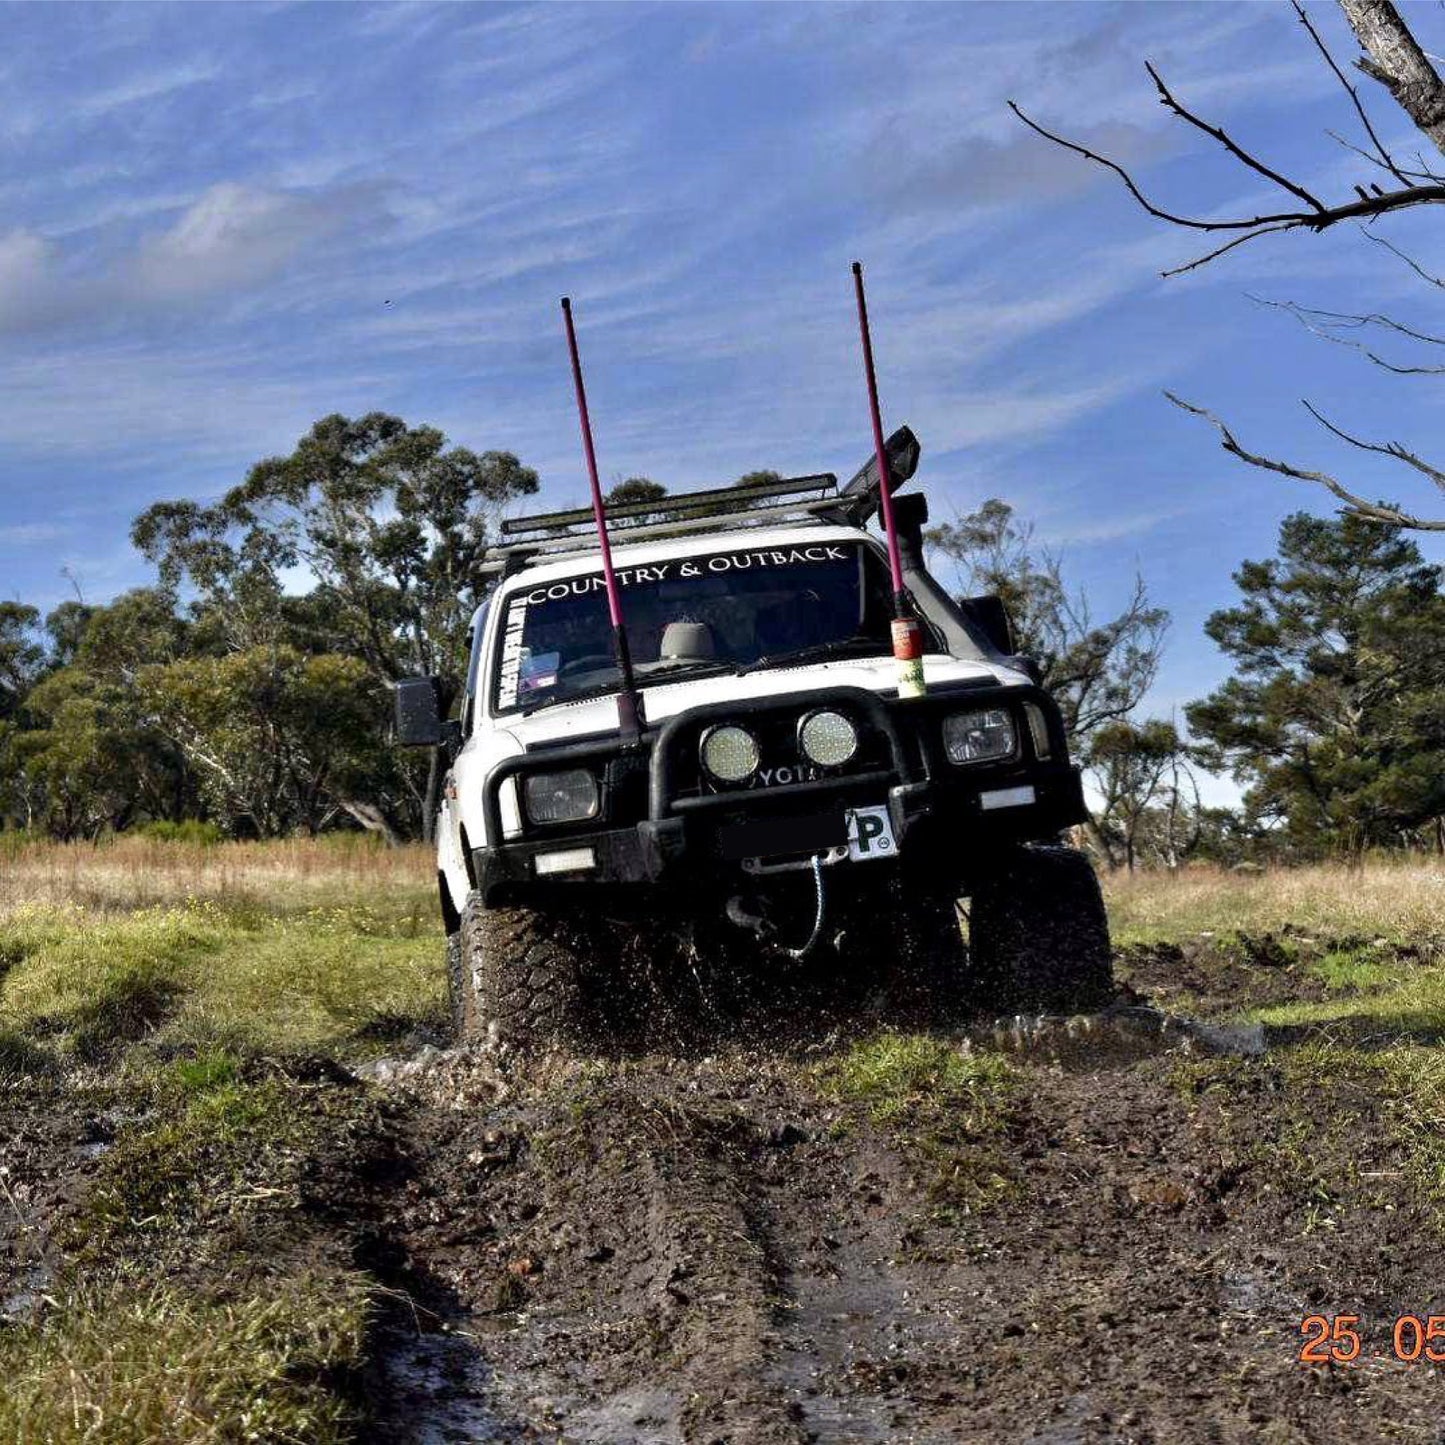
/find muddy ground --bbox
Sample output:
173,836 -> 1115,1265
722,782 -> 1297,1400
6,932 -> 1445,1443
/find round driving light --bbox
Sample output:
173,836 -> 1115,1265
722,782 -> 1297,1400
798,710 -> 858,768
700,724 -> 760,783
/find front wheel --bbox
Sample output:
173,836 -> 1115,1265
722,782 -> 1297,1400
968,845 -> 1113,1013
453,895 -> 585,1050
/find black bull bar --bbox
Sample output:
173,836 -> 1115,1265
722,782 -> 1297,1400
474,681 -> 1087,893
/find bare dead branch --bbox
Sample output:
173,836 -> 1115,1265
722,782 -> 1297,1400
1412,149 -> 1445,183
1293,0 -> 1413,184
1324,128 -> 1438,180
1260,300 -> 1445,369
1165,391 -> 1445,530
1301,399 -> 1445,493
1161,226 -> 1295,277
1251,295 -> 1445,346
1007,103 -> 1325,232
1362,227 -> 1445,285
1011,99 -> 1445,274
1146,59 -> 1326,209
1248,294 -> 1445,371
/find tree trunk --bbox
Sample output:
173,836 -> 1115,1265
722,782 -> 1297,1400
1339,0 -> 1445,157
422,749 -> 442,845
1083,815 -> 1121,870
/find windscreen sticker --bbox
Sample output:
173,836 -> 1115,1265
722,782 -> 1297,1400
497,602 -> 530,709
494,544 -> 853,709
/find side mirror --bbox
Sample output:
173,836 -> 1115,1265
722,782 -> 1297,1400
960,595 -> 1015,656
394,676 -> 443,747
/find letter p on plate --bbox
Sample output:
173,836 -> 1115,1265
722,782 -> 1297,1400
846,806 -> 896,862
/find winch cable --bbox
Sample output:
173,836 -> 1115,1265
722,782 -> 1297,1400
779,854 -> 828,961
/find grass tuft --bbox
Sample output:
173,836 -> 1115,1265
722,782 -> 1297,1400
0,1271 -> 369,1445
827,1033 -> 1014,1123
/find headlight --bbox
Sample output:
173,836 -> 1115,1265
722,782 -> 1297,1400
700,724 -> 760,783
943,708 -> 1016,765
523,768 -> 600,824
798,710 -> 858,768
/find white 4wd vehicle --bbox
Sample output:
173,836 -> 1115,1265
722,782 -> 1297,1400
397,428 -> 1112,1048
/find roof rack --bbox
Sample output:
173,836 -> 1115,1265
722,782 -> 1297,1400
484,425 -> 920,573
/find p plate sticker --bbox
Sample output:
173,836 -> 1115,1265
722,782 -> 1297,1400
846,806 -> 896,863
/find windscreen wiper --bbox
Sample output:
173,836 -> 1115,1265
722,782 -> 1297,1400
739,636 -> 887,675
637,658 -> 740,683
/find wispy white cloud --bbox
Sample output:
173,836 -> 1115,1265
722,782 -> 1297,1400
0,182 -> 388,334
0,521 -> 69,546
74,60 -> 220,120
1035,508 -> 1186,548
132,182 -> 382,298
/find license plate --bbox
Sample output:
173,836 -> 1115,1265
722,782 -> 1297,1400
717,810 -> 848,861
845,805 -> 896,862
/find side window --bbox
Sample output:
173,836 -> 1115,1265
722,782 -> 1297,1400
461,600 -> 492,734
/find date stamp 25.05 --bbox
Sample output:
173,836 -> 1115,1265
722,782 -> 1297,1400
1300,1314 -> 1445,1364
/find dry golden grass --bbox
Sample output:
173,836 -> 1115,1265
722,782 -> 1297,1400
7,838 -> 1445,942
0,834 -> 435,917
1104,858 -> 1445,943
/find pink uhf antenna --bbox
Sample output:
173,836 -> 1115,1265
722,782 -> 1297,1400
561,296 -> 644,742
851,261 -> 926,700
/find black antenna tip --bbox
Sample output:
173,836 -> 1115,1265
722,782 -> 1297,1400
851,261 -> 863,276
561,295 -> 572,310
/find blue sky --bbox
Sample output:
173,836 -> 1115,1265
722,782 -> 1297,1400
3,0 -> 1444,778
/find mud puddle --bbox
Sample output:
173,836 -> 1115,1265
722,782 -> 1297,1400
371,1326 -> 521,1444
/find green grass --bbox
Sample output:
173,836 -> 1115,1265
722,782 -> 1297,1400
826,1033 -> 1014,1122
1251,961 -> 1445,1036
36,1047 -> 393,1440
0,853 -> 438,1441
1314,943 -> 1403,994
822,1035 -> 1021,1220
0,1270 -> 369,1445
72,1047 -> 392,1251
0,901 -> 445,1063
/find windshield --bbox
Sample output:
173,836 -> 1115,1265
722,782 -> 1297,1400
492,541 -> 912,713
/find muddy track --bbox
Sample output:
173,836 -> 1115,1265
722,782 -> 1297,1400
7,930 -> 1445,1442
358,1002 -> 1445,1444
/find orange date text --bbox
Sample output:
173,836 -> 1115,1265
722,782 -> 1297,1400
1299,1314 -> 1445,1364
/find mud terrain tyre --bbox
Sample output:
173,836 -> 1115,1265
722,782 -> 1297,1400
454,895 -> 585,1050
968,845 -> 1113,1013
